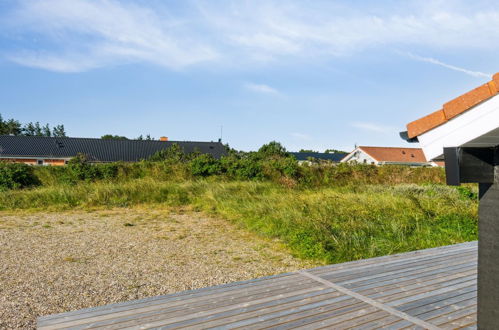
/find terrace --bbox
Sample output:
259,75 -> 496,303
38,242 -> 477,329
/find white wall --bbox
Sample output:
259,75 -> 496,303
342,149 -> 377,165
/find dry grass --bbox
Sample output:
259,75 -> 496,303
0,208 -> 319,329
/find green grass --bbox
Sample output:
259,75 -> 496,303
0,179 -> 478,264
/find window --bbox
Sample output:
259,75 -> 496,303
363,159 -> 367,164
37,159 -> 44,165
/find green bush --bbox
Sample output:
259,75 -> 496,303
190,154 -> 222,177
0,162 -> 40,190
220,154 -> 264,180
149,143 -> 186,162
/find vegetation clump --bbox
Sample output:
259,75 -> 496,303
0,141 -> 475,264
0,162 -> 40,190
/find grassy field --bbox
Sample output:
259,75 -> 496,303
0,179 -> 478,264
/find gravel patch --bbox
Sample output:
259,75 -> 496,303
0,208 -> 319,329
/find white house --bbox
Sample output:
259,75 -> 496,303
341,146 -> 438,166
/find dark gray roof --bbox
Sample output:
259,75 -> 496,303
0,135 -> 227,162
290,152 -> 346,162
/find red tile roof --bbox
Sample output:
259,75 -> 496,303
359,146 -> 427,163
407,73 -> 499,138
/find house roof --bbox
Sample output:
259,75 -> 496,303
290,152 -> 346,162
406,73 -> 499,138
0,135 -> 227,162
358,146 -> 427,163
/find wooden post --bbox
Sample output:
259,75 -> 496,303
478,183 -> 499,328
445,147 -> 499,328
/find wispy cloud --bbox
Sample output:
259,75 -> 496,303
3,1 -> 499,72
244,83 -> 279,95
3,0 -> 217,72
404,52 -> 491,78
351,122 -> 395,134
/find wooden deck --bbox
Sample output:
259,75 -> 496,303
38,242 -> 477,329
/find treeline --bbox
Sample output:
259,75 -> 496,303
298,149 -> 347,154
0,114 -> 66,137
101,134 -> 155,140
0,141 -> 445,191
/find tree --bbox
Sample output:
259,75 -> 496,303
52,125 -> 66,137
23,122 -> 36,136
258,141 -> 288,158
0,114 -> 67,137
42,124 -> 51,137
34,122 -> 43,136
0,115 -> 22,135
101,134 -> 129,140
149,143 -> 185,162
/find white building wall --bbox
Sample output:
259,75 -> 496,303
341,149 -> 378,165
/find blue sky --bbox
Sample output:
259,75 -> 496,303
1,0 -> 499,152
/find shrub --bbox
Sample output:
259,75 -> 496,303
65,153 -> 100,182
261,156 -> 299,180
190,154 -> 222,177
257,141 -> 289,158
0,162 -> 40,190
149,144 -> 186,162
220,154 -> 264,180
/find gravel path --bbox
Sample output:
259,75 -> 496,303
0,208 -> 319,329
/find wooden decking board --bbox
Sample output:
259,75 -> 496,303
38,275 -> 315,327
399,289 -> 476,316
355,272 -> 476,303
413,298 -> 476,322
363,275 -> 476,308
169,290 -> 346,329
351,315 -> 413,330
269,306 -> 387,330
338,257 -> 476,291
316,248 -> 476,280
38,242 -> 478,329
355,269 -> 476,300
224,299 -> 371,329
79,289 -> 343,330
37,272 -> 299,324
344,260 -> 476,293
384,281 -> 476,307
40,283 -> 329,329
309,242 -> 476,277
137,294 -> 358,329
336,252 -> 476,285
428,307 -> 477,327
368,271 -> 476,302
309,241 -> 477,274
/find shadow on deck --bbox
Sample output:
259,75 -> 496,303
38,241 -> 477,329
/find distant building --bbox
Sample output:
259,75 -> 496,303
341,146 -> 441,167
290,152 -> 346,164
0,135 -> 226,166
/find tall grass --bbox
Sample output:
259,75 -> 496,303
0,179 -> 477,263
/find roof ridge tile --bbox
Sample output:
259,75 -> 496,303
407,73 -> 499,138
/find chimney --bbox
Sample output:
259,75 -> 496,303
160,136 -> 168,141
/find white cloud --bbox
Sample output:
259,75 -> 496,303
351,122 -> 396,134
4,0 -> 217,72
244,83 -> 279,95
404,52 -> 491,78
3,0 -> 499,72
